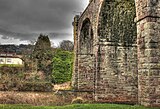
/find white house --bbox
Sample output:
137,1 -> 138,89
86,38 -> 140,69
0,53 -> 23,65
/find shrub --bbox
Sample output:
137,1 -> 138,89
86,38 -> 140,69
52,49 -> 74,84
17,82 -> 53,92
71,97 -> 84,104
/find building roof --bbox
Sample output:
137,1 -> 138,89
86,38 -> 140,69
0,53 -> 22,59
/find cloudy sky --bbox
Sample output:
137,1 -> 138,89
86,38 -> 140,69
0,0 -> 89,46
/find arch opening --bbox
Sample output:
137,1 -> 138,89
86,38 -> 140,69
94,0 -> 138,103
79,18 -> 93,54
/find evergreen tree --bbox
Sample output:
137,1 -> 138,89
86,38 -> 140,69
33,34 -> 53,81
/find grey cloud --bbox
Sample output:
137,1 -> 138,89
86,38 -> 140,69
0,27 -> 72,42
0,0 -> 87,42
1,35 -> 9,39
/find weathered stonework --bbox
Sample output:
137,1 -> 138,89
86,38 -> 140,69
95,43 -> 138,104
72,15 -> 79,89
72,0 -> 160,107
135,0 -> 160,107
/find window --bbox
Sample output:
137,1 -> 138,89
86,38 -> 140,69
0,59 -> 4,63
7,59 -> 12,63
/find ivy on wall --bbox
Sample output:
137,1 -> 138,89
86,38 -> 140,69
52,49 -> 74,84
98,0 -> 137,46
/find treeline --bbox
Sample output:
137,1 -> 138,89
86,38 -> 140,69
0,44 -> 33,55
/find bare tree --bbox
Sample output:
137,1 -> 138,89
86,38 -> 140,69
59,40 -> 74,51
29,38 -> 37,45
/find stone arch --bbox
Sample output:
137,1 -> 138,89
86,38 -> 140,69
79,18 -> 93,54
94,0 -> 139,104
97,0 -> 137,46
73,0 -> 160,106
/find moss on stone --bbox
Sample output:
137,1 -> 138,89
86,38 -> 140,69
98,0 -> 137,46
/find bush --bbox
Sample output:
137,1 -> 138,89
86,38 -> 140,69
71,97 -> 84,104
17,82 -> 53,92
52,49 -> 74,84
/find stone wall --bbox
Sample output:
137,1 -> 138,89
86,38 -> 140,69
72,15 -> 79,89
78,55 -> 95,91
98,0 -> 137,45
135,0 -> 160,107
94,0 -> 138,103
73,0 -> 160,107
95,42 -> 138,104
72,0 -> 102,92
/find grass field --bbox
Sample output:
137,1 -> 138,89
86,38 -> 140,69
0,104 -> 159,109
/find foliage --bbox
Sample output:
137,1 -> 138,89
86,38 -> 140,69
0,34 -> 54,91
0,104 -> 159,109
18,82 -> 52,92
33,49 -> 54,75
34,34 -> 51,51
0,44 -> 34,55
32,34 -> 54,80
52,49 -> 74,84
98,0 -> 136,46
59,40 -> 74,52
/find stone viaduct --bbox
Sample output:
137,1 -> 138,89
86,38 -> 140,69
72,0 -> 160,107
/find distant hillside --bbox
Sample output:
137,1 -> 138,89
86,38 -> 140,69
0,44 -> 34,55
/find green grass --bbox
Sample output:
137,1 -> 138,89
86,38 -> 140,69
0,104 -> 159,109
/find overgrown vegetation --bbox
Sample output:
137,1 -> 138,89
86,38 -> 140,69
33,34 -> 54,79
0,104 -> 159,109
0,66 -> 24,91
52,49 -> 74,84
98,0 -> 136,46
17,82 -> 52,92
0,34 -> 74,91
